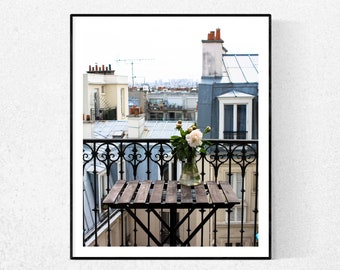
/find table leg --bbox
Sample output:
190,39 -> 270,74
169,207 -> 177,246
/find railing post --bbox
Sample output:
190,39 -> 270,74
186,209 -> 191,246
93,142 -> 98,246
146,142 -> 151,179
119,142 -> 124,180
200,208 -> 205,246
213,211 -> 217,246
105,143 -> 111,246
133,208 -> 137,246
226,208 -> 232,246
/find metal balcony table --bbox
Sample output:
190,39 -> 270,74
103,180 -> 240,246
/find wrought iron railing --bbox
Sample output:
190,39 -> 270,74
90,107 -> 117,120
83,138 -> 258,247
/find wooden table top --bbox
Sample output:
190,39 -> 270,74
103,180 -> 240,209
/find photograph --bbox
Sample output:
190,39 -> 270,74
71,14 -> 271,259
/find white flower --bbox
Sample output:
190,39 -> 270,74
186,129 -> 203,148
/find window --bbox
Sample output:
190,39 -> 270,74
149,112 -> 164,120
167,112 -> 183,121
93,88 -> 100,119
218,91 -> 254,139
121,88 -> 125,116
226,172 -> 247,223
223,104 -> 247,139
185,111 -> 195,121
87,164 -> 109,218
168,112 -> 175,120
175,112 -> 182,120
229,205 -> 246,223
230,172 -> 243,199
252,173 -> 257,193
99,172 -> 108,216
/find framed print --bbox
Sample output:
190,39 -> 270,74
71,14 -> 271,259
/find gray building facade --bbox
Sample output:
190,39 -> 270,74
197,29 -> 258,140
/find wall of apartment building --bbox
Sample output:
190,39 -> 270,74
83,73 -> 129,120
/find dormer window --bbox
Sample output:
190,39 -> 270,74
218,90 -> 254,139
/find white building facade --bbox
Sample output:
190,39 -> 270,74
83,65 -> 129,121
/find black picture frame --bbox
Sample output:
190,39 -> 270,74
71,14 -> 271,259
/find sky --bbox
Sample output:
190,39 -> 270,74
73,15 -> 269,85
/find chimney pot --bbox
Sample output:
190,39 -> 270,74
216,28 -> 221,40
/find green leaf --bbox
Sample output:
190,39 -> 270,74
200,148 -> 207,154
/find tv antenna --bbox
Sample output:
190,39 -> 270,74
116,58 -> 154,87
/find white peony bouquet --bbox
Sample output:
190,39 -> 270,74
170,120 -> 211,162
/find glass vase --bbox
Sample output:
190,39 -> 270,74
179,158 -> 201,186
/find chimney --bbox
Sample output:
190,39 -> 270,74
128,114 -> 145,138
208,31 -> 215,40
216,28 -> 221,40
202,28 -> 224,78
87,63 -> 115,74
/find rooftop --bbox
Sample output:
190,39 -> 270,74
91,120 -> 194,139
222,54 -> 258,83
201,54 -> 258,84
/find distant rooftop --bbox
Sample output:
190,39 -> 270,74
92,120 -> 195,139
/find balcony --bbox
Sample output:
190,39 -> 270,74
83,138 -> 258,247
147,103 -> 196,112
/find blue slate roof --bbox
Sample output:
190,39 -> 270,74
93,120 -> 194,139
